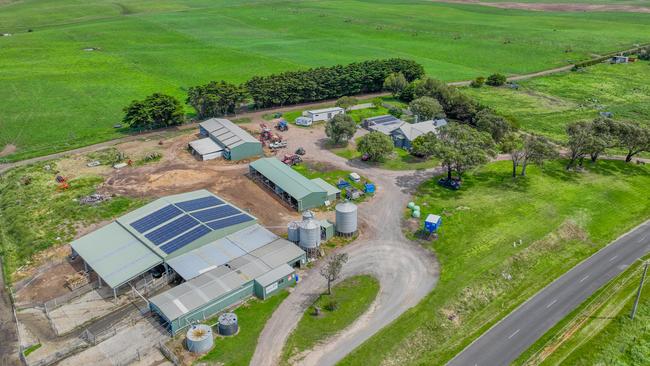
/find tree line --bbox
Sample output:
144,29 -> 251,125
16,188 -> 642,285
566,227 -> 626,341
121,58 -> 424,129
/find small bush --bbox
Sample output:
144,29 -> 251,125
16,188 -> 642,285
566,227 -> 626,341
486,73 -> 507,87
470,77 -> 485,88
324,300 -> 338,311
388,106 -> 402,118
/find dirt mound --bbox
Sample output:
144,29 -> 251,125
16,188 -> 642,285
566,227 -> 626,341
432,0 -> 650,13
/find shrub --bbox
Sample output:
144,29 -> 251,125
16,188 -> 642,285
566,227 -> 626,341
486,73 -> 507,87
388,106 -> 402,118
470,76 -> 485,88
324,300 -> 338,311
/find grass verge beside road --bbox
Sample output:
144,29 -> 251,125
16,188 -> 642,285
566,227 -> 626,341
515,256 -> 650,366
199,291 -> 289,366
281,275 -> 380,364
332,140 -> 439,171
339,159 -> 650,365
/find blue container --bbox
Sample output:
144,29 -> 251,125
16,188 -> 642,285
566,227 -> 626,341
337,179 -> 351,189
424,214 -> 442,233
364,183 -> 375,194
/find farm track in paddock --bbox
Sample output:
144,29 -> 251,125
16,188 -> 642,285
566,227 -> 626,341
2,0 -> 650,161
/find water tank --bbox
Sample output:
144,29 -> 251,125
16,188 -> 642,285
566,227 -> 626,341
299,219 -> 321,248
186,324 -> 213,353
287,221 -> 301,243
302,210 -> 314,221
336,201 -> 358,235
218,313 -> 238,336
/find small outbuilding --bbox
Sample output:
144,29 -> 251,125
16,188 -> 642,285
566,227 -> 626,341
194,118 -> 262,161
254,264 -> 295,300
304,107 -> 344,122
188,138 -> 223,161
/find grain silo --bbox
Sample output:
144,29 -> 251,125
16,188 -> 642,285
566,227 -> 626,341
287,221 -> 301,243
302,210 -> 315,221
186,324 -> 213,353
299,218 -> 321,255
217,313 -> 239,336
335,201 -> 358,236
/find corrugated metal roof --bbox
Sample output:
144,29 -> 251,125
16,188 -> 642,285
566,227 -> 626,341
189,138 -> 223,155
71,223 -> 162,288
249,158 -> 326,200
395,119 -> 448,141
310,178 -> 340,196
255,263 -> 294,287
150,237 -> 304,321
307,107 -> 344,114
199,118 -> 259,149
167,225 -> 279,280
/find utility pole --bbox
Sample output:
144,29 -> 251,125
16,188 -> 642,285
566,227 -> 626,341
631,261 -> 649,320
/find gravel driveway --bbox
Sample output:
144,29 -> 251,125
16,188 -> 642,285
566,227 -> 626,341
250,127 -> 441,366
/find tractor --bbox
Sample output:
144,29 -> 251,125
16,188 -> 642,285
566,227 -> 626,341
282,154 -> 302,166
275,120 -> 289,131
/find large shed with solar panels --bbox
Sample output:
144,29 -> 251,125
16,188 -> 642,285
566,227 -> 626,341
71,190 -> 305,333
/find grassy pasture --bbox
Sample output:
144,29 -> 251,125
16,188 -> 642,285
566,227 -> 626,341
339,159 -> 650,365
463,60 -> 650,141
2,0 -> 650,161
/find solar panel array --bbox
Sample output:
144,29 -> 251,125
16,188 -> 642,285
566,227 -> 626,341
131,205 -> 182,233
145,215 -> 199,245
175,196 -> 223,212
128,195 -> 255,255
372,115 -> 399,124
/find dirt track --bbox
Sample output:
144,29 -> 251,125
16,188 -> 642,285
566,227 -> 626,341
250,127 -> 440,366
432,0 -> 650,13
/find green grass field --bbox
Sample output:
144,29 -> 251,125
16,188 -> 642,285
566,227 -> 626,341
199,291 -> 290,366
463,60 -> 650,141
2,0 -> 650,161
332,137 -> 440,170
0,160 -> 146,279
337,159 -> 650,365
281,275 -> 380,364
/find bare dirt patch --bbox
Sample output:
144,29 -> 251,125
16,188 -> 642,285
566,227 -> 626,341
14,257 -> 92,305
432,0 -> 650,13
1,143 -> 17,157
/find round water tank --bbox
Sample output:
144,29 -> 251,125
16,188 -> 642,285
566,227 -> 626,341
336,201 -> 358,235
186,324 -> 213,354
218,313 -> 239,336
302,210 -> 315,221
412,210 -> 421,218
299,219 -> 321,249
407,202 -> 415,209
287,221 -> 301,243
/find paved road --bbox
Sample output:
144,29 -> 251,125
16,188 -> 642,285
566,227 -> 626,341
448,220 -> 650,366
250,131 -> 440,366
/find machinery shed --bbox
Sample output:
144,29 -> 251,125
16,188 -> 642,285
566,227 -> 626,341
311,178 -> 340,202
188,138 -> 223,161
197,118 -> 262,161
249,157 -> 330,211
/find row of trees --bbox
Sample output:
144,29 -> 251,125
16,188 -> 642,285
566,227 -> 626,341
566,118 -> 650,169
122,58 -> 425,129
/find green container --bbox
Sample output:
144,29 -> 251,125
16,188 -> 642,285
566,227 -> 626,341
412,210 -> 421,218
413,205 -> 420,212
407,202 -> 415,209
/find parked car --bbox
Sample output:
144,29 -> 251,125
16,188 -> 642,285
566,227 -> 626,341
269,141 -> 288,149
295,117 -> 313,126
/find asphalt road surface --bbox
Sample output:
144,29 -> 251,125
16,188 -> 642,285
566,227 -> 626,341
448,220 -> 650,366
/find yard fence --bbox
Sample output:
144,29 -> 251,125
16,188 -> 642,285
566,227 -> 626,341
159,341 -> 181,366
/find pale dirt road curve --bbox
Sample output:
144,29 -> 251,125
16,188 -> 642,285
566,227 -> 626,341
250,129 -> 441,366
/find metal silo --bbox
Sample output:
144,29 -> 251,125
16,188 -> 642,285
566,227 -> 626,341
186,324 -> 213,353
336,201 -> 358,235
217,313 -> 238,336
301,210 -> 314,221
299,219 -> 321,249
287,221 -> 301,243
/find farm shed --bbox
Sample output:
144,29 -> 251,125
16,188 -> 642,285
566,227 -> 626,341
391,119 -> 447,149
310,177 -> 341,202
249,158 -> 335,211
363,115 -> 405,135
188,138 -> 223,161
196,118 -> 262,161
149,237 -> 305,334
304,107 -> 344,122
71,190 -> 258,293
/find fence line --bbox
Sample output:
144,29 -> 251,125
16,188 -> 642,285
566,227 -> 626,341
159,341 -> 180,366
